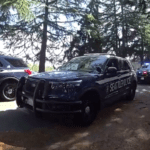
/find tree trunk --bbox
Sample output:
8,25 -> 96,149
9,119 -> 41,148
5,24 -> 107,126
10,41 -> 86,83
39,0 -> 48,72
141,34 -> 144,65
141,20 -> 145,66
114,0 -> 118,53
121,0 -> 125,57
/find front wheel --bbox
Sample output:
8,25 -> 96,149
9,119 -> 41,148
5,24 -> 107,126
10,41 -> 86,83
77,100 -> 98,126
0,81 -> 17,101
126,83 -> 136,101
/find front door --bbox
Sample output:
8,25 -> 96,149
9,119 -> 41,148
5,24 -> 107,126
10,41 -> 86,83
102,58 -> 120,104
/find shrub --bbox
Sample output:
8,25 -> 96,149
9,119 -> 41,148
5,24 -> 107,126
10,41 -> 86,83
28,64 -> 54,72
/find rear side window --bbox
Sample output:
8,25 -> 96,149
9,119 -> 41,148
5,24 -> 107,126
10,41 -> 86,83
0,61 -> 3,67
122,60 -> 130,70
142,63 -> 150,69
5,58 -> 27,67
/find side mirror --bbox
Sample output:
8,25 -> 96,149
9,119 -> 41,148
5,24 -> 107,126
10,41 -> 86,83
107,67 -> 117,74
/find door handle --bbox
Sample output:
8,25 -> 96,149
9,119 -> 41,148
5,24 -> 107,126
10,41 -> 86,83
0,69 -> 4,72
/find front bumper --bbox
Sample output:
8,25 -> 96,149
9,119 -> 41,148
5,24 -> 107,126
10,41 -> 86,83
16,78 -> 82,114
137,75 -> 150,82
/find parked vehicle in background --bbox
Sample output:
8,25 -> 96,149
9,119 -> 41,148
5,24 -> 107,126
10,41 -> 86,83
16,53 -> 137,126
136,62 -> 150,83
0,55 -> 32,101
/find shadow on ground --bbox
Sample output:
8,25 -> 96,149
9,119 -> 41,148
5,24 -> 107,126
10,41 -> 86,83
0,84 -> 150,150
0,98 -> 131,149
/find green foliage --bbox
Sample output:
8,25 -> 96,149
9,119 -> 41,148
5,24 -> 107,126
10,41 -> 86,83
45,66 -> 54,72
0,0 -> 35,21
1,0 -> 86,72
86,14 -> 96,22
145,24 -> 150,44
28,63 -> 54,72
14,0 -> 35,21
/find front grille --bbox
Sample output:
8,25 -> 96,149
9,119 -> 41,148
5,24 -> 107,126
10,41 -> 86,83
37,102 -> 81,112
138,72 -> 142,75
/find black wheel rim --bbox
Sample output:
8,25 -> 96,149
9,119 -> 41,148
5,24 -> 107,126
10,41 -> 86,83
3,84 -> 16,100
130,87 -> 135,99
82,102 -> 96,124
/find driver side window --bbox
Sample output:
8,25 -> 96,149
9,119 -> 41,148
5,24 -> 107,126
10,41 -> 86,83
106,58 -> 119,70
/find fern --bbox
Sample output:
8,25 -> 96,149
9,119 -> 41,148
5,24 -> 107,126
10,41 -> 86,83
0,0 -> 35,21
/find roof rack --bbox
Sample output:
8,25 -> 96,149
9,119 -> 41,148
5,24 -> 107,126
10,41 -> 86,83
84,53 -> 115,56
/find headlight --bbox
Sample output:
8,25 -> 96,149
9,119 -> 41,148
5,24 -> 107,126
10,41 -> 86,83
66,80 -> 82,87
50,80 -> 82,92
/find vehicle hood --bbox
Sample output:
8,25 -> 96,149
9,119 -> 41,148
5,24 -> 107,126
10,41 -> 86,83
137,68 -> 150,72
29,71 -> 97,81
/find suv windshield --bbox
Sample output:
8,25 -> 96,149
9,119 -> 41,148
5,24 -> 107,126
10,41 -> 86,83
142,63 -> 150,69
5,58 -> 27,67
58,55 -> 107,72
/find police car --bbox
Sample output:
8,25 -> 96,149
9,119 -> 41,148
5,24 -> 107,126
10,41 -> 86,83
0,55 -> 32,101
136,62 -> 150,83
16,54 -> 137,125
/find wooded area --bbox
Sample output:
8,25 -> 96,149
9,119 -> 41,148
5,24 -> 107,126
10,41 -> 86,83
0,0 -> 150,72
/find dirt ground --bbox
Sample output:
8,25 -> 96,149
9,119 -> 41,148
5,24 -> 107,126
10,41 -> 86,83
0,84 -> 150,150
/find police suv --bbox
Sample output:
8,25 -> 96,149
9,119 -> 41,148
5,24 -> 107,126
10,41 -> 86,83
136,62 -> 150,83
0,55 -> 32,101
16,54 -> 137,125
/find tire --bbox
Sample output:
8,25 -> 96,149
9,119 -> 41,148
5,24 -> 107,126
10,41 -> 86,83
78,100 -> 98,126
16,77 -> 26,108
126,83 -> 136,101
137,78 -> 141,84
0,81 -> 18,101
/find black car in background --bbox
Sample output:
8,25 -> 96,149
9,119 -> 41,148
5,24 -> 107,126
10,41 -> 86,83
136,62 -> 150,83
16,54 -> 137,125
0,55 -> 32,101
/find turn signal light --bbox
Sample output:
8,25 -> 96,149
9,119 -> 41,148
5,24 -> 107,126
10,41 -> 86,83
24,69 -> 32,75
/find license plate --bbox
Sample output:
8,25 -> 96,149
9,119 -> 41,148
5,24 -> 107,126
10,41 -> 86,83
141,77 -> 144,80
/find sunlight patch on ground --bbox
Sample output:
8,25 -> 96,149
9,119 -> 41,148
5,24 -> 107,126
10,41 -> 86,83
0,142 -> 26,150
111,118 -> 123,124
106,123 -> 112,127
142,89 -> 147,91
125,137 -> 137,143
70,141 -> 92,150
135,129 -> 150,140
75,132 -> 89,138
123,128 -> 134,137
49,132 -> 89,149
140,92 -> 144,94
114,108 -> 122,112
0,101 -> 18,111
139,115 -> 145,118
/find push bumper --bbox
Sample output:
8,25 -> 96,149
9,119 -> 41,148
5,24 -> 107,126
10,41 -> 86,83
16,78 -> 82,114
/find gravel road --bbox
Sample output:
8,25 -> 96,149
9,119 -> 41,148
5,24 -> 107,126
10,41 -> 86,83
0,83 -> 150,150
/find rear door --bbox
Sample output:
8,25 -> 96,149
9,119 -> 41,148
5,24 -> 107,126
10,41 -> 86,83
0,60 -> 5,79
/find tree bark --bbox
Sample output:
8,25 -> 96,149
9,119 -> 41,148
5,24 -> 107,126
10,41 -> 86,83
121,0 -> 125,57
39,0 -> 48,72
141,34 -> 144,65
114,0 -> 118,53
